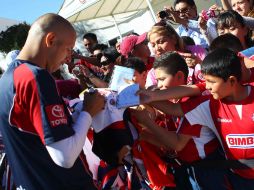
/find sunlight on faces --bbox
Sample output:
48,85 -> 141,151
48,30 -> 76,73
204,74 -> 234,100
231,0 -> 251,16
133,70 -> 147,89
155,68 -> 181,90
174,2 -> 197,20
132,42 -> 151,59
83,38 -> 97,53
100,55 -> 114,74
217,23 -> 248,48
149,33 -> 177,57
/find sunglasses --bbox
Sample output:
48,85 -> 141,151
100,57 -> 112,66
175,7 -> 190,14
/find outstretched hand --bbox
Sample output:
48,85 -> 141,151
164,6 -> 188,26
178,52 -> 201,68
209,4 -> 224,14
136,88 -> 156,104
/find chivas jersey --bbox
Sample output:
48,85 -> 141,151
181,85 -> 254,178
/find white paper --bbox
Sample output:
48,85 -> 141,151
109,65 -> 135,92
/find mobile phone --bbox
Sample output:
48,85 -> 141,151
201,10 -> 218,21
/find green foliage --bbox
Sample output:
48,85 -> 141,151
0,22 -> 30,53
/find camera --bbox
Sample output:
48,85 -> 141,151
158,10 -> 169,19
201,10 -> 217,21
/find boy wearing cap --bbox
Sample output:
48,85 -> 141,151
120,33 -> 154,70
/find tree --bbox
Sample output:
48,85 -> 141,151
0,22 -> 30,53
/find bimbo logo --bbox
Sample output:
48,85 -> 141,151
45,104 -> 67,127
226,134 -> 254,148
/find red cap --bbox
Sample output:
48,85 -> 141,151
120,33 -> 147,58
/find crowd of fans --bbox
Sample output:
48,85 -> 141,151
1,0 -> 254,189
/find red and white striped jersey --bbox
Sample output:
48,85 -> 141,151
181,85 -> 254,178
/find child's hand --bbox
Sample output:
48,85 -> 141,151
179,52 -> 202,68
198,13 -> 208,31
209,4 -> 224,14
79,65 -> 91,78
164,6 -> 188,26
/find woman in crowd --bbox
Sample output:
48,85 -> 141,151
146,20 -> 206,87
78,46 -> 120,88
221,0 -> 254,17
216,10 -> 254,49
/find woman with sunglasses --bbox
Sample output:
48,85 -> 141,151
160,0 -> 209,49
79,46 -> 120,88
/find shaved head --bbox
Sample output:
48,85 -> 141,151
30,13 -> 75,37
19,13 -> 76,73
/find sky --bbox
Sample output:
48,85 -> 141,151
0,0 -> 64,24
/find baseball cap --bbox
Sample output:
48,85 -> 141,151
120,33 -> 147,58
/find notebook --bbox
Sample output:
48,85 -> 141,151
116,84 -> 140,108
74,85 -> 139,132
109,65 -> 135,92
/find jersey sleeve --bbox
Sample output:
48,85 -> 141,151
177,117 -> 202,137
13,64 -> 74,145
180,95 -> 213,127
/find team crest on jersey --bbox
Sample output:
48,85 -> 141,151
226,134 -> 254,149
45,104 -> 68,127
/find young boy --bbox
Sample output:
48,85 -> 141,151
123,57 -> 177,189
135,48 -> 254,190
138,52 -> 228,190
124,57 -> 148,89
